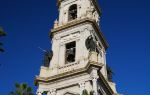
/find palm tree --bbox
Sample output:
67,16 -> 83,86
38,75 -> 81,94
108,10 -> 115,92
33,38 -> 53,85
9,83 -> 34,95
0,27 -> 6,36
0,27 -> 6,52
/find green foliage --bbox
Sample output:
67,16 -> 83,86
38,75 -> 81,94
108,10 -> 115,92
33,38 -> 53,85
107,65 -> 114,82
43,91 -> 48,94
82,90 -> 89,95
82,90 -> 94,95
0,27 -> 6,52
89,91 -> 94,95
0,27 -> 6,36
9,83 -> 34,95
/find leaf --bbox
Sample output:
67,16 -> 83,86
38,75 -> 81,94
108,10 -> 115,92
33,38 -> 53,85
22,83 -> 27,89
0,28 -> 6,37
9,83 -> 34,95
27,87 -> 32,93
0,48 -> 4,52
15,83 -> 20,88
9,92 -> 15,95
90,91 -> 94,95
82,89 -> 89,95
0,42 -> 3,45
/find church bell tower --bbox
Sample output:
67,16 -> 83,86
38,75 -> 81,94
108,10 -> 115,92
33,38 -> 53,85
35,0 -> 119,95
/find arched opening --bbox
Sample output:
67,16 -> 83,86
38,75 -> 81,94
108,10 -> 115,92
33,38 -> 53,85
65,41 -> 76,63
68,4 -> 77,21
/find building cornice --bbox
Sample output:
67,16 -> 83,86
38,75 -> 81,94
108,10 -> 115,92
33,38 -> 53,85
35,61 -> 102,84
50,18 -> 109,49
35,61 -> 115,95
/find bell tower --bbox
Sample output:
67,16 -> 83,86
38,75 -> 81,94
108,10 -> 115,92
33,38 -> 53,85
57,0 -> 100,26
35,0 -> 119,95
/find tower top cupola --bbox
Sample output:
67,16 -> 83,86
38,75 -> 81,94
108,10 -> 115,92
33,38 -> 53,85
54,0 -> 102,28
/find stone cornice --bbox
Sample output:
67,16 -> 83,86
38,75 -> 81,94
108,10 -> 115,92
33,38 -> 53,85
98,72 -> 114,95
35,61 -> 116,95
50,17 -> 108,49
35,61 -> 102,84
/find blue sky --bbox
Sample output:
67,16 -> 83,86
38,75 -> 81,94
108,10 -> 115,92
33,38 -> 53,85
0,0 -> 150,95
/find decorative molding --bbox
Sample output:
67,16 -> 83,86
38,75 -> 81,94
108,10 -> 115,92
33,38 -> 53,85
79,82 -> 86,95
47,89 -> 56,95
79,82 -> 85,89
50,18 -> 108,50
63,91 -> 79,95
36,89 -> 43,95
35,61 -> 103,84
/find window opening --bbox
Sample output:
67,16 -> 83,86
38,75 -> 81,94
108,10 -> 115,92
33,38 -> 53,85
68,4 -> 77,21
66,41 -> 76,63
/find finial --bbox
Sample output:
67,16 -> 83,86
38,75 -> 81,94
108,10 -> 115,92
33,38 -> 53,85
54,19 -> 58,28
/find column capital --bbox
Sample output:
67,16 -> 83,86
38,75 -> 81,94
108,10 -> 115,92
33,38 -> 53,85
79,82 -> 86,95
79,82 -> 85,88
91,77 -> 98,95
90,68 -> 99,80
36,90 -> 43,95
91,76 -> 99,80
47,89 -> 56,95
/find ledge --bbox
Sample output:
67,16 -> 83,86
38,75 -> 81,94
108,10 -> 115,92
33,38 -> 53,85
35,61 -> 117,95
50,17 -> 109,50
35,61 -> 103,85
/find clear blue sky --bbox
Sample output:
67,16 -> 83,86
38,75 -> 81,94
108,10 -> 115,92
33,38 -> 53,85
0,0 -> 150,95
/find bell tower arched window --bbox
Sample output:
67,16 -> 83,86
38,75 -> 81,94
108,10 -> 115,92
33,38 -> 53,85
65,41 -> 76,63
68,4 -> 77,21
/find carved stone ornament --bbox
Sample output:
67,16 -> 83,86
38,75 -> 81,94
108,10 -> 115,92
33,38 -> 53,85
85,35 -> 96,51
43,50 -> 53,67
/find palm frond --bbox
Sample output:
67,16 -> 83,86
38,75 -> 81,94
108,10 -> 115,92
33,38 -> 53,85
9,83 -> 34,95
82,89 -> 89,95
0,48 -> 4,52
0,27 -> 6,37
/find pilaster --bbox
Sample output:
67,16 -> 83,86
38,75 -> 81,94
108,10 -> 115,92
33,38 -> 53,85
79,82 -> 85,95
58,44 -> 66,66
90,68 -> 99,95
92,77 -> 98,95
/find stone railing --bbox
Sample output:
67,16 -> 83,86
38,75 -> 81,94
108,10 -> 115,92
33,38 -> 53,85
58,61 -> 86,74
39,61 -> 87,78
39,51 -> 100,78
